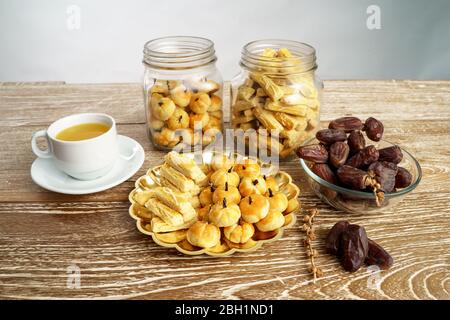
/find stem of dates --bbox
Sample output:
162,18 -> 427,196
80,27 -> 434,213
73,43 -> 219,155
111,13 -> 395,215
366,171 -> 385,207
302,208 -> 323,283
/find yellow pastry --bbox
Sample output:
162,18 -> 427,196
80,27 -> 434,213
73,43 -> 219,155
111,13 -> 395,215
261,47 -> 277,58
207,240 -> 230,253
234,159 -> 261,179
263,175 -> 279,192
208,200 -> 241,227
266,188 -> 288,213
202,127 -> 221,145
203,116 -> 222,132
239,194 -> 270,223
150,81 -> 169,95
151,96 -> 176,121
131,203 -> 153,220
149,119 -> 165,131
238,176 -> 267,197
189,112 -> 210,130
186,221 -> 221,248
190,93 -> 211,114
153,131 -> 168,147
154,230 -> 187,244
252,106 -> 284,131
285,197 -> 300,214
209,110 -> 223,119
199,186 -> 214,207
178,128 -> 201,146
209,95 -> 222,112
145,198 -> 195,226
170,85 -> 192,107
159,163 -> 199,194
147,186 -> 197,218
250,73 -> 284,101
164,151 -> 207,186
133,189 -> 156,206
167,107 -> 190,130
151,216 -> 197,233
255,211 -> 285,232
153,127 -> 180,147
210,168 -> 240,188
277,47 -> 293,58
210,154 -> 234,171
223,221 -> 255,244
237,86 -> 255,102
212,182 -> 241,205
196,205 -> 211,221
190,196 -> 200,209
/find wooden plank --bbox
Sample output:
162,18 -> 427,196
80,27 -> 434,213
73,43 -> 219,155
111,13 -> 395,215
0,81 -> 449,127
0,191 -> 448,299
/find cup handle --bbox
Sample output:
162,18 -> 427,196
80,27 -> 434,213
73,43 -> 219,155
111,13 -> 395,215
31,130 -> 52,159
119,141 -> 139,161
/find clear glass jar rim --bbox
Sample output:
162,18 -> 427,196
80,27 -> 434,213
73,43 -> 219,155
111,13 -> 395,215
240,39 -> 317,74
143,36 -> 217,69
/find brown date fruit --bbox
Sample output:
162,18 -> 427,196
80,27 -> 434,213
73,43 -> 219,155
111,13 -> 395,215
329,141 -> 350,168
326,221 -> 349,255
340,224 -> 369,272
296,144 -> 328,163
365,239 -> 393,270
364,117 -> 384,142
378,145 -> 403,164
368,161 -> 397,192
311,163 -> 337,184
378,161 -> 398,173
329,117 -> 364,132
316,129 -> 347,145
395,167 -> 412,188
347,130 -> 366,153
336,165 -> 368,190
345,145 -> 379,168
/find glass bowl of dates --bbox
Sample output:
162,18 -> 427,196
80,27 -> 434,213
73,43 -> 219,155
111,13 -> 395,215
297,116 -> 422,213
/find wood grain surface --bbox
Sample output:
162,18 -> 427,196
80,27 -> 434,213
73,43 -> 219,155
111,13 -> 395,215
0,80 -> 448,300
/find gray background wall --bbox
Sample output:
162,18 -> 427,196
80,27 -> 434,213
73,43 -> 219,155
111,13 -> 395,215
1,0 -> 449,83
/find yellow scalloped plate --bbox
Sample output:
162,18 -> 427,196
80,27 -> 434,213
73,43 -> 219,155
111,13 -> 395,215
128,151 -> 299,256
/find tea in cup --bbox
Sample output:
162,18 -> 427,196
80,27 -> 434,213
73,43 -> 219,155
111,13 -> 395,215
31,113 -> 135,180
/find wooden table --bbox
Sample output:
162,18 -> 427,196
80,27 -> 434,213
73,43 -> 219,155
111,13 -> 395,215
0,80 -> 449,300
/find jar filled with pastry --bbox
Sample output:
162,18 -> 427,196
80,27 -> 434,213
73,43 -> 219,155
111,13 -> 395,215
231,40 -> 322,159
143,36 -> 223,150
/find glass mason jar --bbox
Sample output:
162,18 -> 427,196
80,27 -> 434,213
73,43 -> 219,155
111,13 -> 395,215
143,36 -> 223,150
231,39 -> 322,159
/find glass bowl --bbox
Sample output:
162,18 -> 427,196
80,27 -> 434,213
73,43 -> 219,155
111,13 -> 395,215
299,138 -> 422,213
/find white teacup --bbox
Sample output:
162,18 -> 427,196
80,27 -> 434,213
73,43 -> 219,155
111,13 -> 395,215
31,113 -> 136,180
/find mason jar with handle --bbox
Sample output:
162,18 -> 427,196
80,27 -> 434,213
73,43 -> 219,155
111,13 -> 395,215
143,36 -> 223,150
230,39 -> 322,159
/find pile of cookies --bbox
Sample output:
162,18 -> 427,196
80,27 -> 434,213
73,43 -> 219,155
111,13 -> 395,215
147,78 -> 223,149
231,47 -> 320,158
132,151 -> 207,234
130,151 -> 300,253
192,154 -> 299,250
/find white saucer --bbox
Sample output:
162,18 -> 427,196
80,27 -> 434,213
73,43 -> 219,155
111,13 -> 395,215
31,135 -> 145,195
